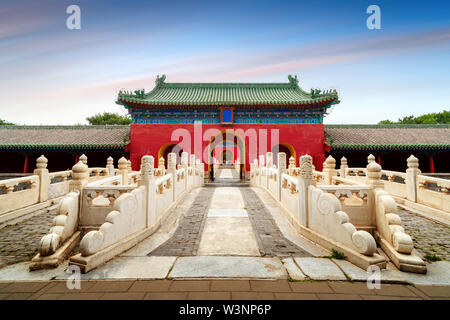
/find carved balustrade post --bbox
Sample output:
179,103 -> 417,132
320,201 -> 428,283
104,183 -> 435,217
277,152 -> 287,201
288,156 -> 296,176
323,155 -> 337,185
258,155 -> 265,186
33,155 -> 49,202
266,152 -> 273,187
366,161 -> 384,226
406,155 -> 420,203
106,156 -> 114,177
180,152 -> 189,190
69,160 -> 89,193
298,154 -> 315,227
167,152 -> 176,201
340,156 -> 348,179
158,157 -> 165,176
117,157 -> 129,185
140,155 -> 156,227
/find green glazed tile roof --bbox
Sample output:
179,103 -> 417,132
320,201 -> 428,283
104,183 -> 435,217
116,74 -> 339,107
0,125 -> 130,150
325,124 -> 450,150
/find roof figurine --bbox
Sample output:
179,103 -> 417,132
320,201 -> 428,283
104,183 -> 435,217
288,74 -> 299,86
155,74 -> 166,86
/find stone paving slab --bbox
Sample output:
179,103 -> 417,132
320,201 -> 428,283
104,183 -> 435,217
56,256 -> 177,280
210,187 -> 245,210
400,261 -> 450,285
281,257 -> 307,280
197,217 -> 260,256
332,259 -> 370,281
0,261 -> 68,281
168,256 -> 287,279
207,209 -> 248,217
294,257 -> 347,281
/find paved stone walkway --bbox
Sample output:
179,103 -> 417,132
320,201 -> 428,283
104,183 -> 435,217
397,208 -> 450,261
0,279 -> 448,300
240,188 -> 312,257
0,211 -> 57,269
148,188 -> 214,256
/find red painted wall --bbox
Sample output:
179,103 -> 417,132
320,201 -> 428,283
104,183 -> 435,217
130,124 -> 325,172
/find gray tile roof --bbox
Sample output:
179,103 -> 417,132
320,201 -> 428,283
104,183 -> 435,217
325,125 -> 450,150
0,125 -> 130,149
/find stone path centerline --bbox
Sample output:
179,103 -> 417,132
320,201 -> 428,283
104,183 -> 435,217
197,187 -> 260,256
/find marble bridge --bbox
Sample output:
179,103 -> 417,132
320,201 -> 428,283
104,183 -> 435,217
0,153 -> 449,286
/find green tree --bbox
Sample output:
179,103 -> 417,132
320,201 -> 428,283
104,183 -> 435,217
378,119 -> 394,124
0,119 -> 15,125
378,110 -> 449,124
86,112 -> 131,125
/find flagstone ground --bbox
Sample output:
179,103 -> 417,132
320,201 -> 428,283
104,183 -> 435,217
0,210 -> 57,269
397,208 -> 450,261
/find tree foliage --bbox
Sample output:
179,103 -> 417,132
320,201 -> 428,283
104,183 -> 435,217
0,119 -> 15,125
378,110 -> 450,124
86,112 -> 131,125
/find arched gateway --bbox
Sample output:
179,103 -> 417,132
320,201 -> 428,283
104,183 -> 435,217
117,74 -> 340,178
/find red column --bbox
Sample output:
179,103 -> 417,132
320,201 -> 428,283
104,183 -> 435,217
23,153 -> 29,174
377,153 -> 381,165
429,153 -> 435,173
75,152 -> 79,164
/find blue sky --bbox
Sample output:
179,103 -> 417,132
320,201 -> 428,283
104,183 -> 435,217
1,0 -> 449,124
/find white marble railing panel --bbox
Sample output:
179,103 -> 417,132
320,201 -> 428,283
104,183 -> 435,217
0,175 -> 40,215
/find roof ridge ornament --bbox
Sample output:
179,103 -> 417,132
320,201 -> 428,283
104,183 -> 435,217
288,74 -> 299,86
155,74 -> 166,86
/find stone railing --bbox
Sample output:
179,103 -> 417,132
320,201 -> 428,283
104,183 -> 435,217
0,175 -> 40,215
87,168 -> 109,182
417,174 -> 450,212
331,176 -> 363,186
81,185 -> 136,228
250,152 -> 425,273
48,170 -> 71,200
318,185 -> 371,228
380,170 -> 407,198
0,154 -> 122,221
345,168 -> 367,177
313,170 -> 325,184
65,152 -> 205,273
155,173 -> 174,219
342,154 -> 449,214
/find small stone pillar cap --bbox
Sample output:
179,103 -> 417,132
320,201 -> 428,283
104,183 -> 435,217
79,154 -> 88,165
367,161 -> 382,179
325,155 -> 336,168
407,155 -> 419,168
36,155 -> 48,169
72,160 -> 88,173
